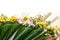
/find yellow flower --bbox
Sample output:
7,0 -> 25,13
0,19 -> 5,22
23,21 -> 27,25
55,25 -> 60,32
24,16 -> 28,19
46,25 -> 53,31
6,18 -> 11,22
38,21 -> 45,26
0,16 -> 5,22
5,16 -> 18,22
10,16 -> 18,22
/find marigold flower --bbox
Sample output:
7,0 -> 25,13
23,21 -> 27,25
37,21 -> 45,26
0,16 -> 5,22
10,16 -> 18,22
46,25 -> 53,31
6,18 -> 11,22
24,16 -> 28,20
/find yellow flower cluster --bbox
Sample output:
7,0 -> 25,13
0,16 -> 18,22
0,16 -> 5,22
10,16 -> 18,22
6,16 -> 18,22
46,25 -> 53,31
37,21 -> 53,31
6,18 -> 11,22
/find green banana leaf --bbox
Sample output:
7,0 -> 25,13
34,30 -> 47,40
35,30 -> 54,40
0,23 -> 3,32
36,36 -> 46,40
13,25 -> 26,40
0,23 -> 12,40
14,26 -> 33,40
0,23 -> 3,37
24,26 -> 44,40
0,22 -> 55,40
3,22 -> 20,40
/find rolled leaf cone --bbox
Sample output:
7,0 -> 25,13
3,22 -> 20,40
23,26 -> 38,40
14,26 -> 33,40
30,13 -> 52,40
34,31 -> 48,40
0,13 -> 59,40
35,16 -> 59,40
34,32 -> 46,40
36,34 -> 46,40
0,23 -> 12,40
33,17 -> 58,40
34,30 -> 55,40
24,26 -> 44,40
32,29 -> 47,40
13,25 -> 26,40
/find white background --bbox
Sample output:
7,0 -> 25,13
0,0 -> 60,26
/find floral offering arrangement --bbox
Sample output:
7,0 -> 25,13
0,13 -> 60,40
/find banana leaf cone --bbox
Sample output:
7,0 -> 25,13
13,26 -> 33,40
35,30 -> 54,40
3,22 -> 21,40
34,30 -> 47,40
36,36 -> 46,40
24,26 -> 44,40
35,33 -> 47,40
0,23 -> 12,40
13,25 -> 26,40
